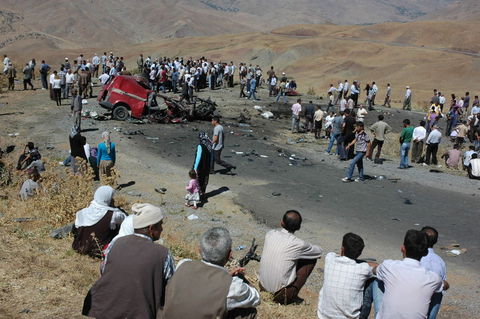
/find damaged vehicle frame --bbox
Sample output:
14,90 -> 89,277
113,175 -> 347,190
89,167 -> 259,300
98,75 -> 216,122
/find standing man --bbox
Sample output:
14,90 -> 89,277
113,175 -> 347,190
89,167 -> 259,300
399,119 -> 414,169
383,83 -> 392,107
248,76 -> 258,100
403,86 -> 412,111
342,121 -> 371,182
438,93 -> 446,112
371,81 -> 378,106
411,120 -> 427,163
421,226 -> 449,319
2,54 -> 10,73
291,99 -> 302,133
101,52 -> 108,74
65,69 -> 75,98
49,70 -> 56,100
71,88 -> 82,131
6,62 -> 16,90
350,81 -> 360,107
463,91 -> 470,112
267,66 -> 276,97
92,53 -> 100,78
343,80 -> 349,98
367,114 -> 391,162
424,125 -> 442,166
39,60 -> 50,90
136,54 -> 144,75
304,101 -> 315,133
259,210 -> 323,305
374,230 -> 447,319
211,116 -> 235,174
326,112 -> 344,155
22,63 -> 34,90
82,205 -> 175,319
334,81 -> 343,105
314,105 -> 324,139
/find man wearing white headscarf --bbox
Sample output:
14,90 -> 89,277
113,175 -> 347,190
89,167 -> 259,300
101,203 -> 163,270
72,186 -> 126,257
83,203 -> 174,319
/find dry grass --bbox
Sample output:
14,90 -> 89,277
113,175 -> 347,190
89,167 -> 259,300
0,148 -> 318,318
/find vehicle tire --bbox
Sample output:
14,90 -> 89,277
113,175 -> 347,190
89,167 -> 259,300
112,104 -> 130,121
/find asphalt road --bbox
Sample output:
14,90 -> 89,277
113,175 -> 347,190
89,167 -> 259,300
130,113 -> 479,274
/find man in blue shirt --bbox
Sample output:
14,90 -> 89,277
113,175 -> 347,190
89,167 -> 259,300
39,60 -> 50,90
420,226 -> 449,319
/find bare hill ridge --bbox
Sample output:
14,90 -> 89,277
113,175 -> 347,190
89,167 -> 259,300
0,0 -> 459,49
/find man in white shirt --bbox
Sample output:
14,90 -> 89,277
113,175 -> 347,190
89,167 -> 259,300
3,54 -> 11,74
98,72 -> 110,85
438,93 -> 446,112
467,153 -> 480,179
463,145 -> 476,169
420,226 -> 449,319
343,80 -> 349,98
49,71 -> 56,100
424,125 -> 442,166
340,96 -> 347,112
259,210 -> 323,304
411,120 -> 427,163
314,105 -> 325,139
356,104 -> 368,122
335,81 -> 344,105
471,101 -> 480,116
92,54 -> 100,78
374,230 -> 446,319
291,99 -> 302,133
223,63 -> 230,89
403,86 -> 412,111
317,233 -> 376,319
371,81 -> 378,106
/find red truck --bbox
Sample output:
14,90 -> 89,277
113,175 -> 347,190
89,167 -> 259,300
98,75 -> 156,120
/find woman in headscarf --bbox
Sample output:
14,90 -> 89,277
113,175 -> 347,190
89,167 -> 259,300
72,185 -> 126,258
193,131 -> 212,201
97,131 -> 116,179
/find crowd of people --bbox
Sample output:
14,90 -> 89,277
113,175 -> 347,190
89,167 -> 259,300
288,86 -> 480,181
2,52 -> 476,319
71,193 -> 450,319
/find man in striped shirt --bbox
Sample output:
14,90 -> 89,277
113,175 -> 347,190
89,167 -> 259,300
259,210 -> 323,304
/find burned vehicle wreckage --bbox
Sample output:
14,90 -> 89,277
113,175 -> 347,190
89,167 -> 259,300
98,75 -> 217,123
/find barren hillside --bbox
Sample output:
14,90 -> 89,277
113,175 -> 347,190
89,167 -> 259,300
0,0 -> 457,50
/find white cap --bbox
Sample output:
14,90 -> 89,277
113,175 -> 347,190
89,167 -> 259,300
132,203 -> 164,229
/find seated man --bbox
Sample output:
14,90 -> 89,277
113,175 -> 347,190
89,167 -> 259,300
83,204 -> 174,319
162,227 -> 260,318
19,167 -> 41,200
442,144 -> 462,169
16,142 -> 41,170
467,153 -> 480,179
374,230 -> 448,319
420,226 -> 449,319
259,210 -> 323,304
317,233 -> 376,319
